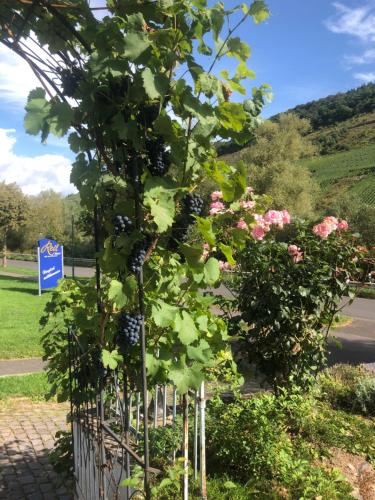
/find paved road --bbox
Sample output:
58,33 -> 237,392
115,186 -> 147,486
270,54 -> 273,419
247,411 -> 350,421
6,258 -> 95,278
329,297 -> 375,365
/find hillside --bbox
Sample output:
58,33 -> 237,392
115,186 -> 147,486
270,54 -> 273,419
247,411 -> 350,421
276,83 -> 375,130
218,84 -> 375,208
300,143 -> 375,207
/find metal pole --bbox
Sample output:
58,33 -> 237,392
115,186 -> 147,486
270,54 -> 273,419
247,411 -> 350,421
71,215 -> 75,279
132,157 -> 150,498
154,385 -> 159,428
199,383 -> 207,500
194,390 -> 199,480
37,247 -> 41,296
61,245 -> 64,279
162,385 -> 167,427
183,394 -> 189,500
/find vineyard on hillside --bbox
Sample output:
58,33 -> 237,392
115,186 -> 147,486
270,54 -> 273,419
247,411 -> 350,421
301,143 -> 375,204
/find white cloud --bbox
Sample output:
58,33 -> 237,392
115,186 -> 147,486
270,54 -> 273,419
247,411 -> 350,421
354,71 -> 375,82
0,129 -> 75,196
325,3 -> 375,80
0,44 -> 40,107
326,2 -> 375,42
345,48 -> 375,65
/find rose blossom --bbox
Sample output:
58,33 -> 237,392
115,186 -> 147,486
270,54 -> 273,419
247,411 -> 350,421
312,222 -> 334,239
251,225 -> 266,240
253,214 -> 271,233
246,186 -> 254,194
209,201 -> 225,215
211,191 -> 223,201
240,200 -> 256,210
236,218 -> 248,230
219,260 -> 233,271
287,245 -> 299,255
323,216 -> 338,230
282,210 -> 291,224
288,244 -> 303,263
264,210 -> 284,227
337,219 -> 349,231
202,243 -> 210,260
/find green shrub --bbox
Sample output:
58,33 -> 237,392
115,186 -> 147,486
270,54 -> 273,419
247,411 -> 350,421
297,402 -> 375,464
317,364 -> 375,416
353,377 -> 375,415
205,393 -> 354,498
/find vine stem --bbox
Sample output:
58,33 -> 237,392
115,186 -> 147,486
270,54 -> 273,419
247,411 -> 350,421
132,160 -> 150,499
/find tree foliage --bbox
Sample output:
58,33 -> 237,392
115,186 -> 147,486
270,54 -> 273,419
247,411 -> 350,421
241,113 -> 319,218
277,83 -> 375,130
0,182 -> 28,264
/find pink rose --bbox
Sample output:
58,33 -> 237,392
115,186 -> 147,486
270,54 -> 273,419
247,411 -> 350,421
251,225 -> 266,240
202,243 -> 210,260
323,216 -> 338,230
288,244 -> 303,263
211,191 -> 223,201
246,186 -> 254,194
219,260 -> 233,271
282,210 -> 291,224
288,245 -> 300,255
236,218 -> 248,230
313,222 -> 334,239
264,210 -> 284,227
209,201 -> 225,216
338,219 -> 348,231
240,200 -> 256,210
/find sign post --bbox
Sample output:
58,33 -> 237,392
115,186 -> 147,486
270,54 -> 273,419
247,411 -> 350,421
37,238 -> 64,294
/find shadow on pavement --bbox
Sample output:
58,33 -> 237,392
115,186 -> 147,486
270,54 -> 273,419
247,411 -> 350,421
328,336 -> 375,366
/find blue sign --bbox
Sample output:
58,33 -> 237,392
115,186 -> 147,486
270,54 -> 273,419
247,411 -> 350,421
38,238 -> 64,293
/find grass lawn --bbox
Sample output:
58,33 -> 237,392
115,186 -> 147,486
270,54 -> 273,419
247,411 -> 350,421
0,276 -> 51,359
0,372 -> 51,401
0,264 -> 38,276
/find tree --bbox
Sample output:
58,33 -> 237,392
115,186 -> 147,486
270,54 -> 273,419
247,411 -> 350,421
0,182 -> 28,267
330,194 -> 375,246
241,113 -> 319,218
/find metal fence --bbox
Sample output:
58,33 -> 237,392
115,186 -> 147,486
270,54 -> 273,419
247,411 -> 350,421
68,329 -> 207,500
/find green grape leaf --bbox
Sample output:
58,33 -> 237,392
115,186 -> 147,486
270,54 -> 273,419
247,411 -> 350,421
217,102 -> 247,132
196,217 -> 215,246
124,32 -> 150,61
169,356 -> 204,394
144,178 -> 178,232
102,349 -> 122,370
152,300 -> 179,328
180,244 -> 204,272
108,277 -> 137,308
49,101 -> 74,137
24,94 -> 50,136
142,67 -> 169,99
219,244 -> 236,266
187,339 -> 212,363
249,0 -> 270,23
204,257 -> 220,285
174,311 -> 199,345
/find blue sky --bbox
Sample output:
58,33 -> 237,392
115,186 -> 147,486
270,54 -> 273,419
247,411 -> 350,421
0,0 -> 374,194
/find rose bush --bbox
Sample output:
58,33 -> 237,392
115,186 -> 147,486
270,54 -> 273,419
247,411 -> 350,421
230,216 -> 361,392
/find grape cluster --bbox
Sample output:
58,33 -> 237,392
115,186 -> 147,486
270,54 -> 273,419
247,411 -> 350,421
113,214 -> 133,236
146,138 -> 170,177
182,193 -> 204,223
128,238 -> 149,273
169,193 -> 204,249
138,104 -> 159,128
117,313 -> 143,347
60,67 -> 83,97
